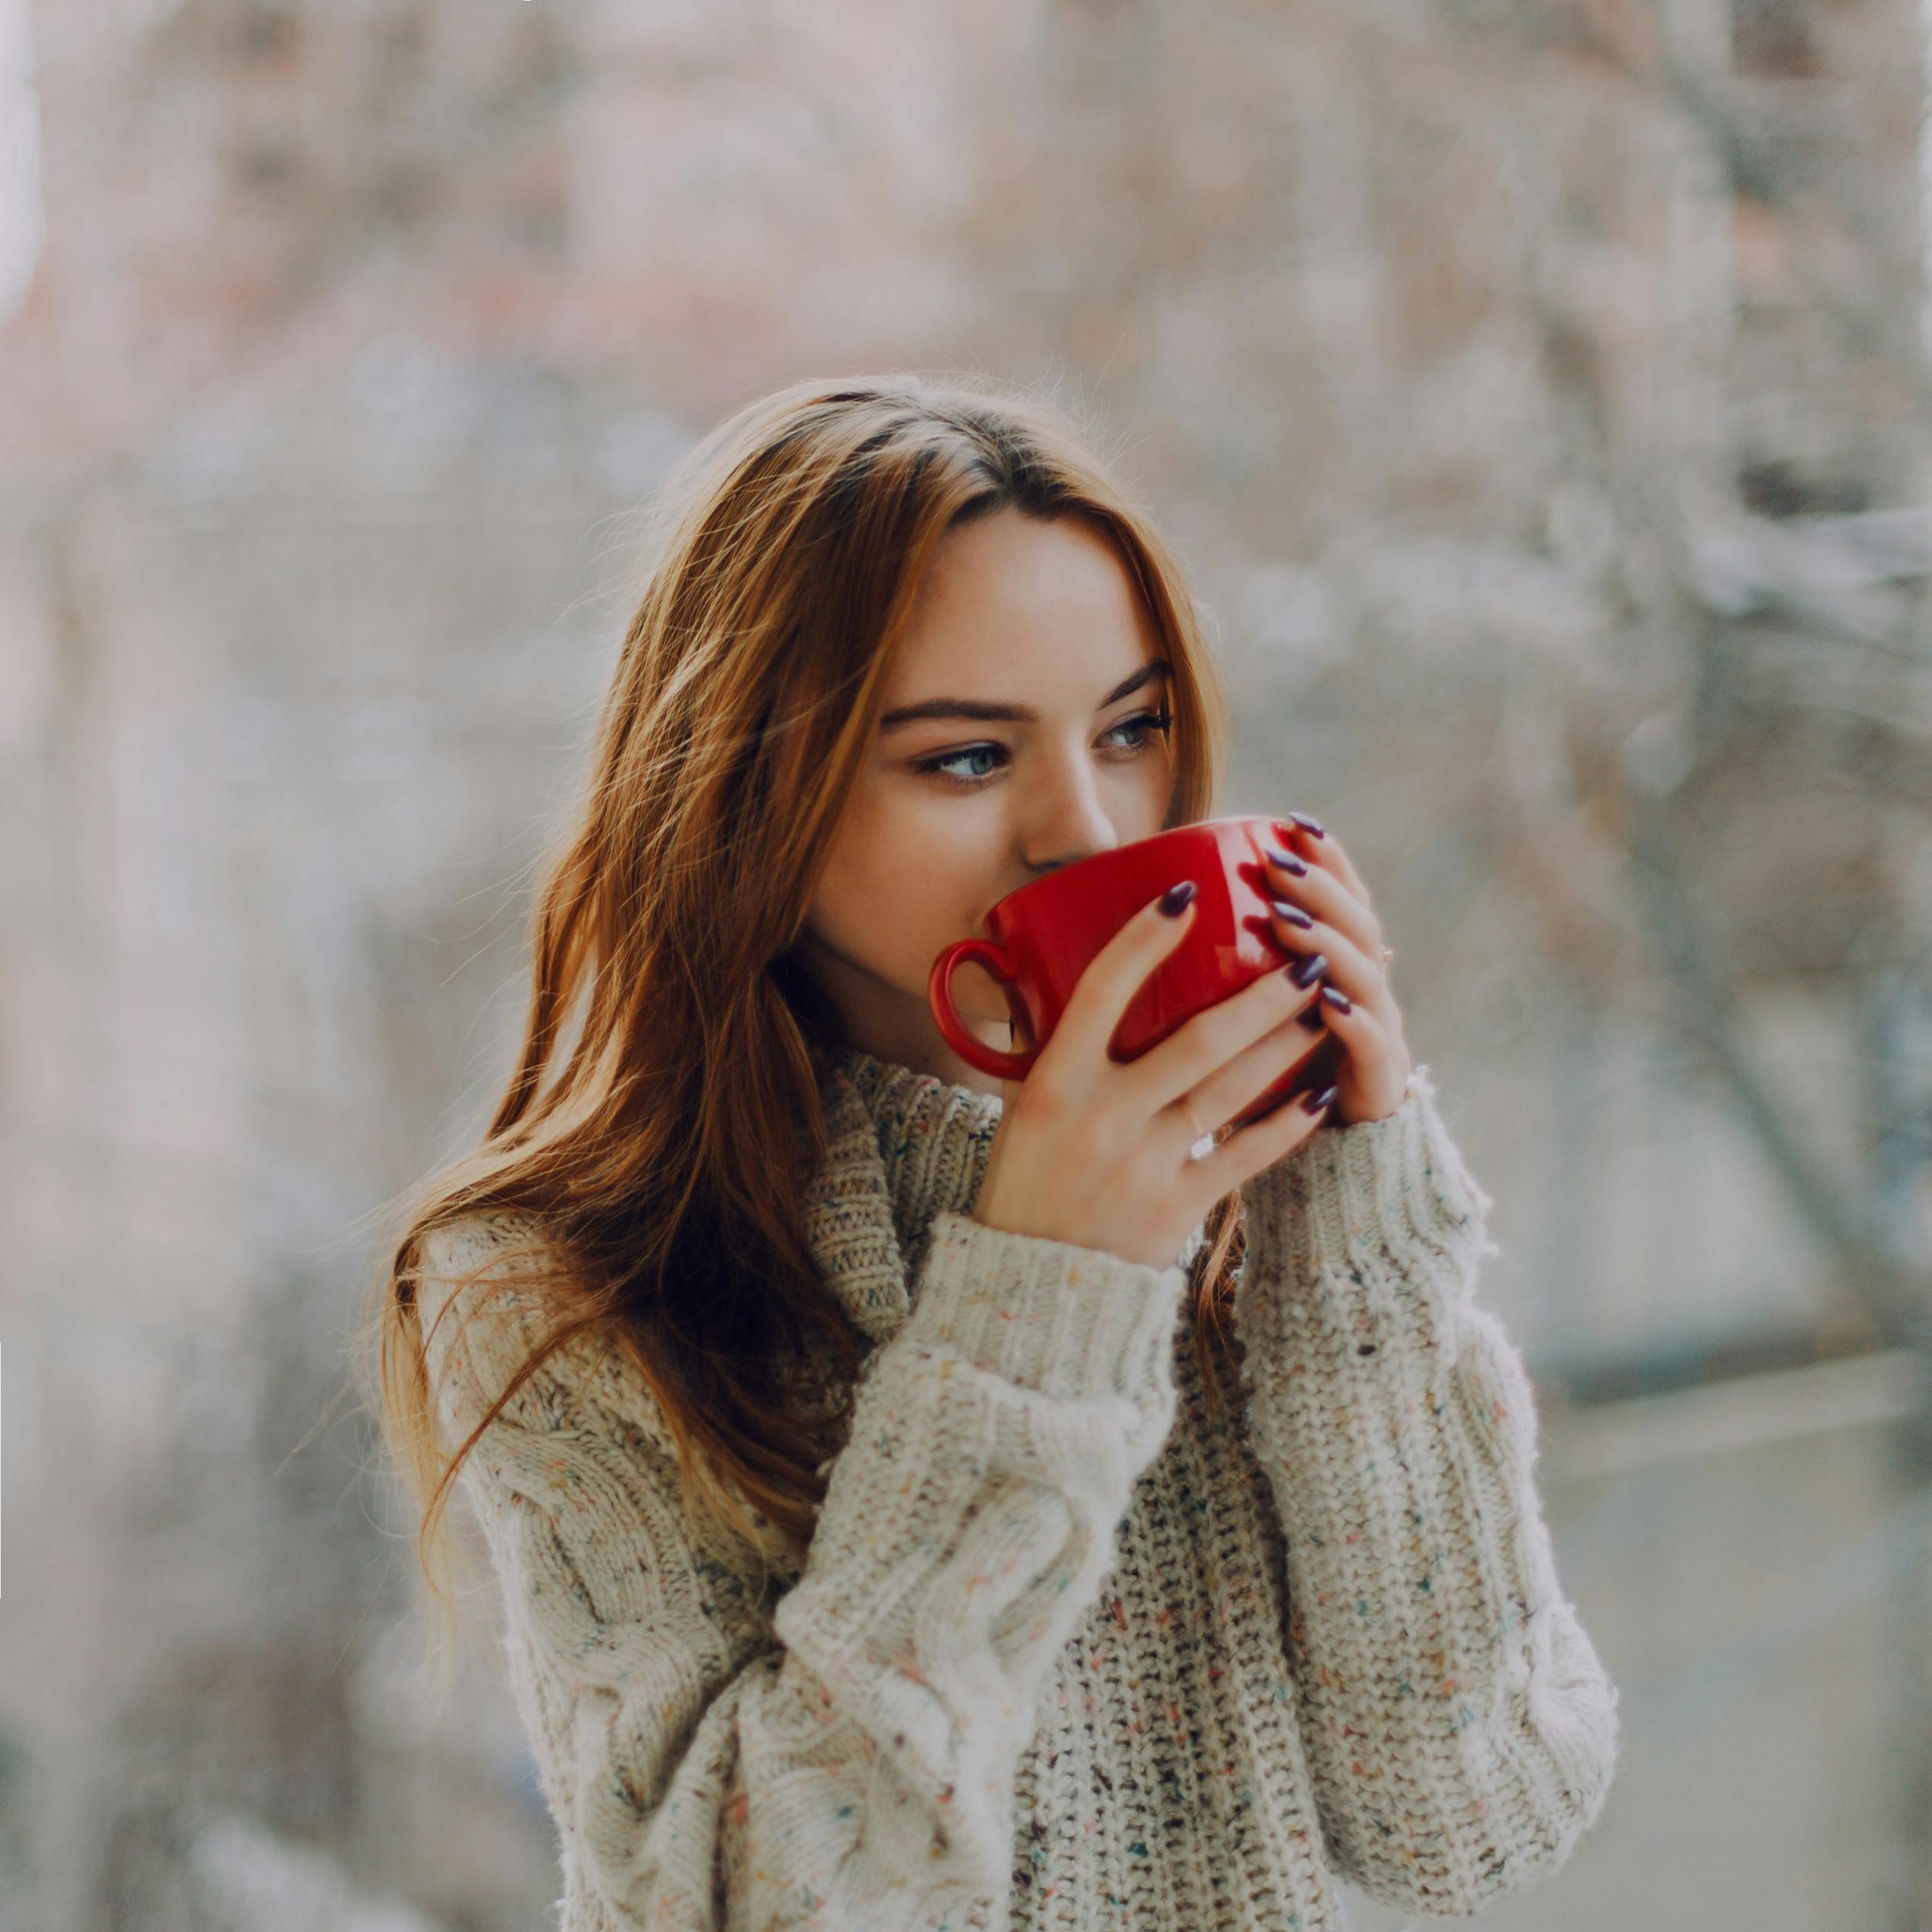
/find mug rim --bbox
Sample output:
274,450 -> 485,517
981,811 -> 1272,920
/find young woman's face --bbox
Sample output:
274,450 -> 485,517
796,508 -> 1176,1093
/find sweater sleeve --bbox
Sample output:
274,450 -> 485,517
413,1209 -> 1190,1932
1230,1063 -> 1620,1917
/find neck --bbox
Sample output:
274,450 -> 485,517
834,1021 -> 1019,1100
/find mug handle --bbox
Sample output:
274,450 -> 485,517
927,938 -> 1039,1082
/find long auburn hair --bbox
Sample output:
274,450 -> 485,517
358,371 -> 1253,1684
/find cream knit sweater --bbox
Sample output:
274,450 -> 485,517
413,1046 -> 1619,1931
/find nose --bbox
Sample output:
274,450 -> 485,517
1019,757 -> 1124,876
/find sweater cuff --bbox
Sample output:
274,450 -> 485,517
1241,1061 -> 1498,1290
909,1209 -> 1189,1403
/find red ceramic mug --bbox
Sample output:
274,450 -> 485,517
927,813 -> 1342,1128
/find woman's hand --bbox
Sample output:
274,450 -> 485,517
1259,811 -> 1413,1125
973,881 -> 1342,1270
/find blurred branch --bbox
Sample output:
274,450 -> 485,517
1624,801 -> 1931,1348
1478,692 -> 1932,1356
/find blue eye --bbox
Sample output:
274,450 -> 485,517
912,708 -> 1172,790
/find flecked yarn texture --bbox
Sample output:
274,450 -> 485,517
413,1047 -> 1620,1931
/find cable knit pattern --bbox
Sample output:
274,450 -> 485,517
411,1047 -> 1617,1931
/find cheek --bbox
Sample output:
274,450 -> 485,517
814,789 -> 988,964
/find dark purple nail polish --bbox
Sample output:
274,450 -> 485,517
1319,984 -> 1352,1014
1158,879 -> 1197,916
1270,897 -> 1315,930
1265,842 -> 1309,876
1301,1082 -> 1339,1114
1289,811 -> 1326,838
1289,951 -> 1328,988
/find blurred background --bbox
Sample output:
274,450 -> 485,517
4,0 -> 1931,1927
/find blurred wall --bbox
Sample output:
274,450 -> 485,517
3,2 -> 1930,1927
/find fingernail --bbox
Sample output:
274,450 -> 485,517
1158,879 -> 1197,916
1319,984 -> 1352,1014
1289,951 -> 1328,988
1289,811 -> 1326,838
1270,898 -> 1315,930
1265,842 -> 1309,876
1301,1082 -> 1339,1114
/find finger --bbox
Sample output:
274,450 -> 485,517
1270,815 -> 1376,914
1189,1066 -> 1335,1196
1263,903 -> 1396,1022
1041,880 -> 1202,1083
1124,952 -> 1325,1116
1306,995 -> 1402,1096
1311,983 -> 1390,1049
1259,850 -> 1382,966
1178,1004 -> 1332,1142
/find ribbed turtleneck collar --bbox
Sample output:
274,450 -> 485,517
805,1043 -> 1208,1342
828,1045 -> 1004,1260
798,1043 -> 1006,1345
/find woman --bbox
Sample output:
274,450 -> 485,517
366,372 -> 1619,1931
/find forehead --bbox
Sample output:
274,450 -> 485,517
887,510 -> 1162,692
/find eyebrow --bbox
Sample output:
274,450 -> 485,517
877,658 -> 1172,733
